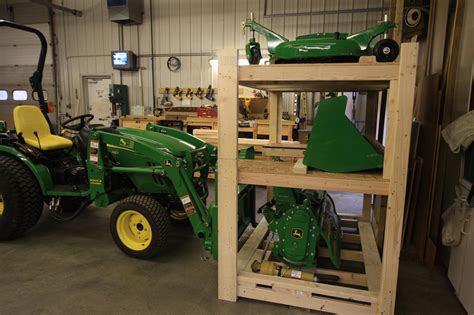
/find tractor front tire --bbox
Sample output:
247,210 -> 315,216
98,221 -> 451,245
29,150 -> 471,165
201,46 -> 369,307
0,155 -> 43,240
110,195 -> 171,259
374,39 -> 400,62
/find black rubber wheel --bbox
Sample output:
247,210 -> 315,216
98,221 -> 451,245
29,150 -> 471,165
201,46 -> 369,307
374,39 -> 400,62
249,46 -> 262,65
110,195 -> 171,259
0,155 -> 43,240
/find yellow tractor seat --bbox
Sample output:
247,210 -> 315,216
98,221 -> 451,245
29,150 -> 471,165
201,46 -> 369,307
13,105 -> 73,151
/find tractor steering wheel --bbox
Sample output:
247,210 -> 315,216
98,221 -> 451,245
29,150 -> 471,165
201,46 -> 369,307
61,114 -> 94,131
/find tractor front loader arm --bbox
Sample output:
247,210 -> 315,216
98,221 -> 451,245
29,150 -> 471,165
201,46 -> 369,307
88,129 -> 215,251
347,21 -> 396,50
146,124 -> 217,168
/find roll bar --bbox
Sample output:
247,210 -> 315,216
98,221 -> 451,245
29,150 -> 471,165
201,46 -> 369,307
0,20 -> 55,134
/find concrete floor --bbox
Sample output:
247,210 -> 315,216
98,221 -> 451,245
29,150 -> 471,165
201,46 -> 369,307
0,187 -> 467,314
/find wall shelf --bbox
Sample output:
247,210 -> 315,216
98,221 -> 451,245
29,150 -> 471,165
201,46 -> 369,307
217,43 -> 419,314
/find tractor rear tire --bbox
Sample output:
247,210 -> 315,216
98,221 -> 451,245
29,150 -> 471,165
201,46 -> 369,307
110,195 -> 171,259
0,155 -> 43,240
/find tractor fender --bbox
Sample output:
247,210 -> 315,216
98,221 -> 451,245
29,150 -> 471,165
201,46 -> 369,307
0,145 -> 53,194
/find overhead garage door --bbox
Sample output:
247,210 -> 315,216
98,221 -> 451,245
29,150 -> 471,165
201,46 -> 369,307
0,1 -> 55,128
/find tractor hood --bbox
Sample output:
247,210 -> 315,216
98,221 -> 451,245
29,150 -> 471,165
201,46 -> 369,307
117,127 -> 196,157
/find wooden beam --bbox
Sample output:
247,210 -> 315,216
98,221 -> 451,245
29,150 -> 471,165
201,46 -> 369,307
237,218 -> 268,272
239,160 -> 390,195
268,92 -> 282,144
262,144 -> 306,158
239,81 -> 390,92
239,63 -> 399,83
383,79 -> 399,180
238,271 -> 377,303
343,233 -> 362,244
379,43 -> 419,314
392,0 -> 404,44
359,222 -> 382,293
319,247 -> 364,263
217,48 -> 239,302
292,158 -> 308,174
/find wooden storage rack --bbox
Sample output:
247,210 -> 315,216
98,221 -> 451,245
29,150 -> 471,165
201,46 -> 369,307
217,43 -> 418,314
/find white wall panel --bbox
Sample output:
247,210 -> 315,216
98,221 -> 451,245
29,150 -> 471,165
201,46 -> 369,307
54,0 -> 389,114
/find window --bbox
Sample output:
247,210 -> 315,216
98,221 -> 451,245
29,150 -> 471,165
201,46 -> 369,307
0,90 -> 7,101
32,90 -> 49,101
12,90 -> 28,101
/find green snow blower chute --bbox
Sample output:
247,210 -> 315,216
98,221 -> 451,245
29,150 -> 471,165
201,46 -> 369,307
303,96 -> 384,173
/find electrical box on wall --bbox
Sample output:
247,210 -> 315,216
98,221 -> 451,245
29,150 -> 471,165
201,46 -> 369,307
107,0 -> 143,25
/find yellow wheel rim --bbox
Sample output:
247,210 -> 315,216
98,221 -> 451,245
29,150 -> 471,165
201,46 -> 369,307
0,194 -> 4,216
116,210 -> 153,251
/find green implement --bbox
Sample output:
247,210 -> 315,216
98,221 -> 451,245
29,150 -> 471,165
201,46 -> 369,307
243,14 -> 399,64
260,188 -> 341,269
0,20 -> 343,272
303,96 -> 384,173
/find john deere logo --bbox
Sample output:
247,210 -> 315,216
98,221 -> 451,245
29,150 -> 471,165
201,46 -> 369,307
291,228 -> 303,239
119,138 -> 135,149
164,160 -> 172,167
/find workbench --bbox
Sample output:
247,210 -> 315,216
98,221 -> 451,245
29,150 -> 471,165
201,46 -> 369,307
120,115 -> 296,141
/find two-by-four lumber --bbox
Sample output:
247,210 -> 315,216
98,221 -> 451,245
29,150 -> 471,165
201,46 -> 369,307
383,80 -> 399,180
239,159 -> 389,195
217,49 -> 239,302
238,271 -> 378,314
359,221 -> 382,293
237,218 -> 268,272
379,43 -> 419,315
239,63 -> 400,83
268,92 -> 283,144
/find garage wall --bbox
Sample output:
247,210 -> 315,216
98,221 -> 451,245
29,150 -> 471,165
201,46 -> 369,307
54,0 -> 389,117
0,0 -> 55,126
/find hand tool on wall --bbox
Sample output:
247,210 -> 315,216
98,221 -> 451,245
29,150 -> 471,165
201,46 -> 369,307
173,86 -> 183,101
195,87 -> 204,100
205,85 -> 215,101
186,88 -> 194,100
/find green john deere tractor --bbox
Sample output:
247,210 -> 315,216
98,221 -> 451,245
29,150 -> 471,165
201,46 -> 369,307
243,13 -> 399,64
0,21 -> 341,272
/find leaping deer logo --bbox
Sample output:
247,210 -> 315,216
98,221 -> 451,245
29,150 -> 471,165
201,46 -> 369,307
291,228 -> 303,239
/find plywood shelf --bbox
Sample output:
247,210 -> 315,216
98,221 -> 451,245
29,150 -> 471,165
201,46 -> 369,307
238,159 -> 389,195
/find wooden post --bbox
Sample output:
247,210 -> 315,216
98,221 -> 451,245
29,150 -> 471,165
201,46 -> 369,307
383,80 -> 399,180
268,92 -> 282,144
217,48 -> 239,302
363,91 -> 380,221
391,0 -> 404,44
379,43 -> 418,314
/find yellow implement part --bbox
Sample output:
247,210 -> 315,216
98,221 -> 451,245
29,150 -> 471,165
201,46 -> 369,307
0,194 -> 4,216
116,210 -> 153,251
